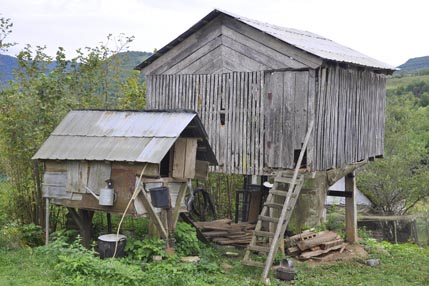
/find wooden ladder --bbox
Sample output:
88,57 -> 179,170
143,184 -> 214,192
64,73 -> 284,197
242,120 -> 314,283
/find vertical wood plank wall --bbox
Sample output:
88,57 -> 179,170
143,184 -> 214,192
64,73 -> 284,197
147,72 -> 265,175
146,67 -> 387,174
314,66 -> 386,170
263,70 -> 315,169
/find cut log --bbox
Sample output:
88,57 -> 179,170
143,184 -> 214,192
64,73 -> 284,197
320,238 -> 344,250
298,243 -> 346,260
286,246 -> 300,256
296,231 -> 338,251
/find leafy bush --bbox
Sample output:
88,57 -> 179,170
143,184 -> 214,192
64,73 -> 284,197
125,237 -> 166,262
174,222 -> 201,256
0,222 -> 43,249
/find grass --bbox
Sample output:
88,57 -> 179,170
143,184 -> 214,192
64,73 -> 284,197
0,239 -> 428,286
387,74 -> 429,90
0,248 -> 58,286
294,241 -> 429,286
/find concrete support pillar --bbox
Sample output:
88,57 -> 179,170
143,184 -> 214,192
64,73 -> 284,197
345,172 -> 358,243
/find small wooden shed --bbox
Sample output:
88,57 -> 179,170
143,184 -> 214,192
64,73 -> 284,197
33,109 -> 217,242
136,9 -> 395,175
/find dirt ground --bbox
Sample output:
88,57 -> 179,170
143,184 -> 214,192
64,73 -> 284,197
303,243 -> 368,266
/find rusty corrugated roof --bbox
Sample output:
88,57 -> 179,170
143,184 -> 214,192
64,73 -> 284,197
136,9 -> 395,72
33,110 -> 217,164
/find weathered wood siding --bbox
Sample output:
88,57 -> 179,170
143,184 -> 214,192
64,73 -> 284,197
264,70 -> 316,170
147,68 -> 387,173
147,70 -> 315,174
314,66 -> 386,170
141,14 -> 322,75
147,72 -> 265,175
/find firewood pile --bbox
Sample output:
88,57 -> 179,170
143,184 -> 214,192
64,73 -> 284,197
285,230 -> 346,260
193,219 -> 255,246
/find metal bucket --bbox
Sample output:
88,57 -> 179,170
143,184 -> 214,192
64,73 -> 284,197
149,186 -> 170,208
99,188 -> 115,206
97,234 -> 126,259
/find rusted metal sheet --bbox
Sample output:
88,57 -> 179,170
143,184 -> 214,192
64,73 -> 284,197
52,110 -> 195,137
33,110 -> 217,164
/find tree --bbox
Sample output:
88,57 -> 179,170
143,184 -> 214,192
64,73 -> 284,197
0,20 -> 145,227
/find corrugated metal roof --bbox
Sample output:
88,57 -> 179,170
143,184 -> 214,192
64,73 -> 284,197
229,10 -> 395,71
33,110 -> 217,164
52,110 -> 195,137
136,9 -> 395,72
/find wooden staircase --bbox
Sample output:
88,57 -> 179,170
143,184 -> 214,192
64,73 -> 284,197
242,120 -> 314,283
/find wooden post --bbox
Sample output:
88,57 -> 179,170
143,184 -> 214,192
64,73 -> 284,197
345,172 -> 358,243
107,213 -> 112,233
45,198 -> 50,245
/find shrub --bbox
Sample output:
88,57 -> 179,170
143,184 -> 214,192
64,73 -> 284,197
174,222 -> 201,256
125,237 -> 166,262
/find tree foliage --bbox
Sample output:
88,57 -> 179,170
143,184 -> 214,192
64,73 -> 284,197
0,17 -> 145,225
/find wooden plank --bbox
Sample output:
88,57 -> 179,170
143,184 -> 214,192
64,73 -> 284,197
283,71 -> 294,168
306,70 -> 316,170
222,16 -> 322,69
298,243 -> 346,260
171,182 -> 187,230
221,26 -> 306,69
172,138 -> 187,179
258,71 -> 264,175
221,46 -> 267,72
178,46 -> 223,74
141,16 -> 223,74
296,231 -> 338,251
164,36 -> 223,74
184,138 -> 198,178
66,161 -> 88,193
293,71 -> 308,150
87,162 -> 111,195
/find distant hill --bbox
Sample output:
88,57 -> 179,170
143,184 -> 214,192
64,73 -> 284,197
0,51 -> 152,86
0,54 -> 18,84
397,56 -> 429,73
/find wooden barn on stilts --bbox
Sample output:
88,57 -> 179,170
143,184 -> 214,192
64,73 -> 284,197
135,9 -> 395,276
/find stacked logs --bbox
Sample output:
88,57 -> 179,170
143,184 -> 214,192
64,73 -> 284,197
285,230 -> 346,260
193,219 -> 255,246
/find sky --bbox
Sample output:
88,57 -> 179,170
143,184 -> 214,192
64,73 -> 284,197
1,0 -> 428,67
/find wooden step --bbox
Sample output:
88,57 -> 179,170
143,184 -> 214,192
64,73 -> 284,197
247,245 -> 270,253
254,230 -> 275,238
259,215 -> 280,223
264,202 -> 284,209
242,259 -> 265,268
270,190 -> 288,196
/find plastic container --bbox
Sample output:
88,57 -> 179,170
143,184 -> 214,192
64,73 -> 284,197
149,186 -> 170,208
97,234 -> 126,259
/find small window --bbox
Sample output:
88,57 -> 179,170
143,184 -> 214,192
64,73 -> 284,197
220,112 -> 226,126
294,149 -> 307,168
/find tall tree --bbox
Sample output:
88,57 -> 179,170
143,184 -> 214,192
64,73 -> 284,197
0,22 -> 145,225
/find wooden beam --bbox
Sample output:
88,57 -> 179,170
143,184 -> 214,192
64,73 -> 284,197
345,172 -> 358,243
171,182 -> 187,230
327,190 -> 352,197
138,188 -> 169,239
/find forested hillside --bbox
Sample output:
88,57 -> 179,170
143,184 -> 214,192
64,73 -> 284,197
0,51 -> 151,86
397,55 -> 429,72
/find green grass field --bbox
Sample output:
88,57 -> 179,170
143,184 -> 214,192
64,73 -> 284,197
387,74 -> 429,90
0,239 -> 428,286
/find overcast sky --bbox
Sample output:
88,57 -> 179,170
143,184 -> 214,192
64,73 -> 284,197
1,0 -> 427,67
